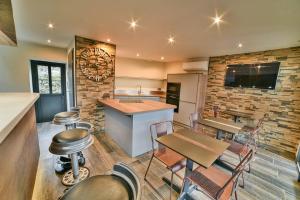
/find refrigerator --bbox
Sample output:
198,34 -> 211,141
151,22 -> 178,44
167,73 -> 207,126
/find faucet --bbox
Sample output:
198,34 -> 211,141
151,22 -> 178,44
138,85 -> 142,95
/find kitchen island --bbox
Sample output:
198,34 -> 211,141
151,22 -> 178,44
0,93 -> 40,200
99,99 -> 175,157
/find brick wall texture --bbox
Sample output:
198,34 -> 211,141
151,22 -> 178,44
75,36 -> 116,133
204,46 -> 300,158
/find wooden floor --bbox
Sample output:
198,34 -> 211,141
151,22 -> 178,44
32,122 -> 300,200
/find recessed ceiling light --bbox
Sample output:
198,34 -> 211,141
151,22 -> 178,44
129,19 -> 138,29
47,39 -> 51,43
238,43 -> 243,48
161,56 -> 165,60
168,36 -> 175,45
107,38 -> 111,42
136,53 -> 140,57
213,15 -> 222,24
48,23 -> 54,29
257,65 -> 261,69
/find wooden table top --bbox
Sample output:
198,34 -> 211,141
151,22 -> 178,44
198,117 -> 244,134
223,109 -> 253,118
156,129 -> 230,168
98,99 -> 176,115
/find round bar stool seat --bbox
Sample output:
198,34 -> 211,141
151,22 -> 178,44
61,175 -> 132,200
49,129 -> 94,186
53,111 -> 80,126
70,107 -> 80,112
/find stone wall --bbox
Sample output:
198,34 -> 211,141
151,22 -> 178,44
75,36 -> 116,133
204,46 -> 300,158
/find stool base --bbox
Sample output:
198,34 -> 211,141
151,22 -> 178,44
62,167 -> 90,186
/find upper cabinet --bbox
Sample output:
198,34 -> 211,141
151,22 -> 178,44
167,73 -> 199,103
0,0 -> 17,46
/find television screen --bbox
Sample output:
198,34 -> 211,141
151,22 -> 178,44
224,62 -> 280,90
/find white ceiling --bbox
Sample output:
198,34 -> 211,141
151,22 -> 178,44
11,0 -> 300,61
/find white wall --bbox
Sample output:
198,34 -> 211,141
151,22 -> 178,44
0,41 -> 67,92
115,57 -> 165,79
115,57 -> 166,91
164,61 -> 187,78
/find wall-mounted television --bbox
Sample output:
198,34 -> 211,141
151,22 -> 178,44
224,62 -> 280,90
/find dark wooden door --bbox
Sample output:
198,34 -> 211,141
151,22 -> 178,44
31,60 -> 67,123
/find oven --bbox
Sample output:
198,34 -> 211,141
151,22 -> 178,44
166,82 -> 181,113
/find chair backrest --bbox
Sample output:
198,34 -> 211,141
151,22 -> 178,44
212,105 -> 219,118
256,113 -> 268,128
149,121 -> 174,150
112,162 -> 141,200
216,149 -> 254,199
189,112 -> 202,128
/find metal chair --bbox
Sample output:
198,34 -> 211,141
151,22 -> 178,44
189,112 -> 206,135
242,113 -> 268,151
144,121 -> 186,200
182,149 -> 253,200
49,128 -> 94,186
212,105 -> 220,118
60,162 -> 141,200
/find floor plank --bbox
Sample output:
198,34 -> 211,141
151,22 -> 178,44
32,122 -> 300,200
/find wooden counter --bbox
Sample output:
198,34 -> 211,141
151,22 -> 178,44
98,99 -> 175,115
0,93 -> 39,143
0,93 -> 40,200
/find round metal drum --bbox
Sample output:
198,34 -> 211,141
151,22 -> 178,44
60,175 -> 132,200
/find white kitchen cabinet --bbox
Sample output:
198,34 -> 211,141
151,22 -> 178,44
167,73 -> 207,126
173,101 -> 196,126
167,74 -> 199,103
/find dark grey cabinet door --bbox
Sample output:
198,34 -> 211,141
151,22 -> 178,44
31,60 -> 67,123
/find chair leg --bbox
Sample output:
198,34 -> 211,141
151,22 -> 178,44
235,190 -> 238,200
239,155 -> 245,188
241,171 -> 245,188
170,172 -> 174,200
144,154 -> 154,180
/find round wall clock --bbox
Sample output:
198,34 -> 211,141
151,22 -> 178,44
79,47 -> 114,82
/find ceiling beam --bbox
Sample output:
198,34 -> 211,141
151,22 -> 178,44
0,0 -> 17,46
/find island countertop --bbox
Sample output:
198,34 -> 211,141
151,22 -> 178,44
0,93 -> 39,143
98,99 -> 175,115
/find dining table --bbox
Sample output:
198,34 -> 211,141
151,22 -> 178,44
156,128 -> 230,199
198,116 -> 244,139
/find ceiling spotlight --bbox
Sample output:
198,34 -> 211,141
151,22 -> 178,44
161,56 -> 165,60
106,38 -> 111,42
47,39 -> 51,43
48,23 -> 54,29
238,43 -> 243,48
168,36 -> 175,44
213,15 -> 222,24
136,53 -> 140,57
129,19 -> 138,29
257,65 -> 261,69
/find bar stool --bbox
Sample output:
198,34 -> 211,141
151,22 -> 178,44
53,111 -> 80,130
52,111 -> 83,173
49,128 -> 94,186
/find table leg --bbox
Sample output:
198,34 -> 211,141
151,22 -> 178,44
181,159 -> 194,193
216,129 -> 222,140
